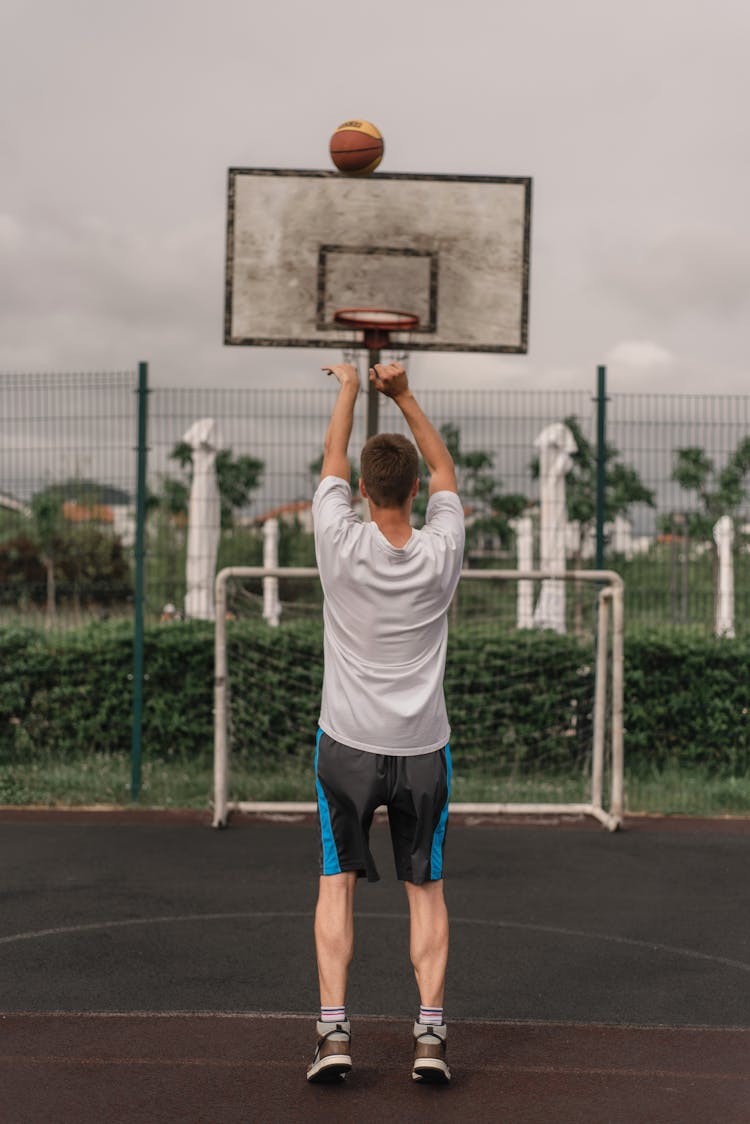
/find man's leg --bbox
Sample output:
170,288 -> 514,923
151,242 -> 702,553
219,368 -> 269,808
314,871 -> 358,1005
405,878 -> 451,1084
404,878 -> 449,1006
307,871 -> 357,1082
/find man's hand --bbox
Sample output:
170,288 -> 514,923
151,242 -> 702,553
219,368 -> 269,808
376,365 -> 458,495
322,363 -> 360,390
369,362 -> 409,400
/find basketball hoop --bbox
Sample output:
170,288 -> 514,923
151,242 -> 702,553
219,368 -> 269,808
333,308 -> 420,334
333,309 -> 420,438
333,308 -> 419,354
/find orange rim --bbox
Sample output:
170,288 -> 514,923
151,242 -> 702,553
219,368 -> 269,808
333,308 -> 420,332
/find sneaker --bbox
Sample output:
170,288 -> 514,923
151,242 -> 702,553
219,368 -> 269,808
306,1020 -> 352,1083
412,1021 -> 451,1084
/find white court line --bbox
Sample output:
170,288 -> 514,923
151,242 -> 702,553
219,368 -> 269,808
0,911 -> 748,975
4,1011 -> 750,1032
0,912 -> 310,946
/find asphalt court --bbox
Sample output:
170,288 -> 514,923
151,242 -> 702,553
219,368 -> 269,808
1,810 -> 748,1122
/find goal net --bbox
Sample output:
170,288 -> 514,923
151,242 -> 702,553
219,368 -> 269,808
213,568 -> 623,831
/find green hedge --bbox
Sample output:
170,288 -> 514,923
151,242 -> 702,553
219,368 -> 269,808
1,622 -> 749,774
445,628 -> 595,771
623,631 -> 750,772
0,621 -> 214,762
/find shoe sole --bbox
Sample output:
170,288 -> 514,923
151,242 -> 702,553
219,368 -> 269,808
307,1054 -> 352,1083
412,1059 -> 451,1084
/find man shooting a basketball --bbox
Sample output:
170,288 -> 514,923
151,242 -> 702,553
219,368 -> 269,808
308,360 -> 465,1085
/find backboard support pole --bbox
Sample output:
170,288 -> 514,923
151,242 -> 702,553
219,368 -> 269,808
348,322 -> 401,441
365,334 -> 391,439
335,311 -> 418,440
366,347 -> 380,439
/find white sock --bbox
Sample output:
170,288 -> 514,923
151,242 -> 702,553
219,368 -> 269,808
418,1005 -> 444,1026
320,1005 -> 347,1023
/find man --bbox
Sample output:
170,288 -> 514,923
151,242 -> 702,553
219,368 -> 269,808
308,360 -> 465,1085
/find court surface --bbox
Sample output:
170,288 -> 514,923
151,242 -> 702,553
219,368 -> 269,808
1,808 -> 748,1122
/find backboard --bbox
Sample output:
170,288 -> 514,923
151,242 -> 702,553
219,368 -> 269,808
224,169 -> 531,353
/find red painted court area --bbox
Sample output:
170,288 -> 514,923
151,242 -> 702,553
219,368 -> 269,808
1,810 -> 748,1122
1,1013 -> 749,1123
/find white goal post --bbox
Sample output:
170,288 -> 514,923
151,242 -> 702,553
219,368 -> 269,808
213,568 -> 624,831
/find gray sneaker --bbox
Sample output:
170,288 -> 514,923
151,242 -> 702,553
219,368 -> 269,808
306,1019 -> 352,1082
412,1021 -> 451,1084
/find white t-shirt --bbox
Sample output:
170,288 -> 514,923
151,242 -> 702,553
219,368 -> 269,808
312,475 -> 465,755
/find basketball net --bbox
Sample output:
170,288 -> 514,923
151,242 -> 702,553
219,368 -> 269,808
341,339 -> 412,378
336,310 -> 417,379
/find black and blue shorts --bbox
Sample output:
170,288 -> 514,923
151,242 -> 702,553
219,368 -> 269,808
314,728 -> 451,885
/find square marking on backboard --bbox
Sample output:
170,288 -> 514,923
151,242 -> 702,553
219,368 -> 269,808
316,246 -> 437,332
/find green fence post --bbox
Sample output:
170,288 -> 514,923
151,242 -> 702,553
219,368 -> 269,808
131,362 -> 149,802
595,365 -> 607,570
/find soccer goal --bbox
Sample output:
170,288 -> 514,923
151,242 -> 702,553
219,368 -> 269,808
213,568 -> 624,831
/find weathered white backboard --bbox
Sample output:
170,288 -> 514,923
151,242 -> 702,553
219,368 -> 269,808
225,169 -> 532,353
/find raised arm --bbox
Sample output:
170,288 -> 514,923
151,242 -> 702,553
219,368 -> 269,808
370,363 -> 458,495
320,363 -> 360,482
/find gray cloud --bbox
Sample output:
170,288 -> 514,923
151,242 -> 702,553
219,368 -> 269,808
596,229 -> 750,324
0,0 -> 748,395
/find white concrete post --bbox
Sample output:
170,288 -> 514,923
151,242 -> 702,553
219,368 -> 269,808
511,515 -> 534,629
532,423 -> 577,634
262,518 -> 281,627
183,417 -> 221,622
713,515 -> 735,638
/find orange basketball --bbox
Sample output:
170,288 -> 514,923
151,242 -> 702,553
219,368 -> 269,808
329,119 -> 384,175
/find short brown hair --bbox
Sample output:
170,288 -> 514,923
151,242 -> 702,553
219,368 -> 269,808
360,433 -> 419,508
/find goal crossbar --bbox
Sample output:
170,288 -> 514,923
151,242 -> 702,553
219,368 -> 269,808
213,568 -> 624,831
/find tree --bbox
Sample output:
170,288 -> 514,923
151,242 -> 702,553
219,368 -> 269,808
308,453 -> 360,494
165,443 -> 264,529
413,423 -> 529,554
667,439 -> 750,541
0,535 -> 46,606
19,480 -> 134,617
56,523 -> 132,609
532,416 -> 655,562
28,480 -> 131,508
664,440 -> 750,624
29,490 -> 65,619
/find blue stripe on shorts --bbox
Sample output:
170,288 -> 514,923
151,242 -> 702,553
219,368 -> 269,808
315,727 -> 341,875
430,744 -> 452,880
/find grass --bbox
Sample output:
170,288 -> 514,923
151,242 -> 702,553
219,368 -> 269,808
1,754 -> 749,818
624,762 -> 750,817
0,755 -> 319,809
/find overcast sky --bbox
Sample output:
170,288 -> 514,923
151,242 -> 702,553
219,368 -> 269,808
1,0 -> 748,395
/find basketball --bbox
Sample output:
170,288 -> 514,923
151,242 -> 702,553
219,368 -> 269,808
329,119 -> 384,175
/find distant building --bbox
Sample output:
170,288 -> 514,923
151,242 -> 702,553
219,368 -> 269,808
254,500 -> 315,533
61,499 -> 135,546
252,497 -> 371,532
0,492 -> 31,518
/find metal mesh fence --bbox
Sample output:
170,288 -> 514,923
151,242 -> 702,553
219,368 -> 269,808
147,383 -> 750,635
0,371 -> 137,625
2,370 -> 749,813
2,373 -> 750,633
607,393 -> 750,633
